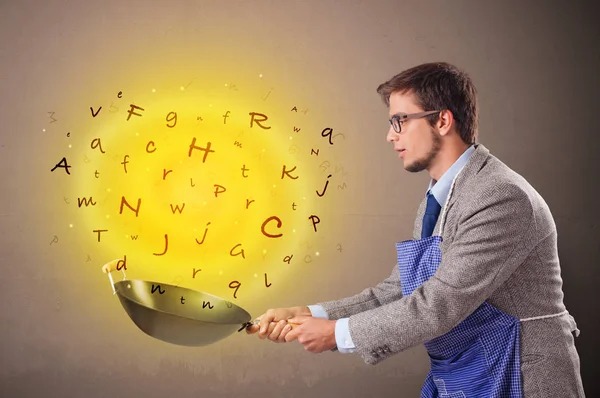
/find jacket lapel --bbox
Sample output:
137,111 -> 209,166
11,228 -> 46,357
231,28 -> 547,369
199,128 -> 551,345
414,143 -> 491,238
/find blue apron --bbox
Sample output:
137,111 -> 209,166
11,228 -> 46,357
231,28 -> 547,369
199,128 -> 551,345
397,234 -> 522,397
396,173 -> 523,397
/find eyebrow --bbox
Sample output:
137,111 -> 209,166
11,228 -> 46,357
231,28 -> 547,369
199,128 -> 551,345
389,112 -> 407,118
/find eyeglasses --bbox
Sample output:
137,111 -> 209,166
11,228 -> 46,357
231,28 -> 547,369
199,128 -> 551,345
388,110 -> 441,133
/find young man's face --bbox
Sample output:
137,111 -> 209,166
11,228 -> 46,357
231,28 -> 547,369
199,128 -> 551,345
386,91 -> 441,173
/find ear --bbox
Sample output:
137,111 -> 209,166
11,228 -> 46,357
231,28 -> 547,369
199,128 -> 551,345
437,110 -> 455,137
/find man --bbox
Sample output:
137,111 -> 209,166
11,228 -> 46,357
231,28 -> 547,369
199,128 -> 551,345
247,62 -> 585,397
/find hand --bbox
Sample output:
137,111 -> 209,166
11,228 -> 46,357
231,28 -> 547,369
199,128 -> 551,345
285,316 -> 337,353
252,319 -> 294,343
246,306 -> 312,342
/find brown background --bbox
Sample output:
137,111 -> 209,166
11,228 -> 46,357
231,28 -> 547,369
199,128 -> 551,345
1,0 -> 598,397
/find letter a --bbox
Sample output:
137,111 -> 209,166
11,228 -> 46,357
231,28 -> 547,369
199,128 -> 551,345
51,157 -> 71,175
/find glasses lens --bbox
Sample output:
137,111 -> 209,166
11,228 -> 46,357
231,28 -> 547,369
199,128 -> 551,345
391,117 -> 401,132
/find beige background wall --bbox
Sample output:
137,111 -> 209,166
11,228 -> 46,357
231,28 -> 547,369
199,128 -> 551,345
1,0 -> 598,397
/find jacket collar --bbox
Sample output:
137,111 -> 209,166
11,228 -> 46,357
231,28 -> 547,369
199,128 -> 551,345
443,143 -> 490,214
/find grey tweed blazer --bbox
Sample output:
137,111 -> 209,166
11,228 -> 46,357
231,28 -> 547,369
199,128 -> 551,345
317,143 -> 585,397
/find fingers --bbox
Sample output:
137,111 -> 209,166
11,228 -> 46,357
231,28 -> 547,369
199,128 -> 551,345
248,319 -> 294,341
258,310 -> 278,336
278,324 -> 293,342
247,319 -> 274,336
258,320 -> 287,340
255,307 -> 306,339
268,320 -> 289,342
285,326 -> 300,342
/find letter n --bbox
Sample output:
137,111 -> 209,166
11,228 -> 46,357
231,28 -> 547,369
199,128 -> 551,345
119,196 -> 141,217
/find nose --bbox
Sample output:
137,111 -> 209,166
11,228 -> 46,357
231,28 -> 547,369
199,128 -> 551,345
386,127 -> 399,143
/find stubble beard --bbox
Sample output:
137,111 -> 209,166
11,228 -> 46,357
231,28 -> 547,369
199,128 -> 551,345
405,128 -> 441,173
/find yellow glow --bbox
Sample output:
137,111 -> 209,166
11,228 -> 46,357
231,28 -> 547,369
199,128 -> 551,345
62,71 -> 346,302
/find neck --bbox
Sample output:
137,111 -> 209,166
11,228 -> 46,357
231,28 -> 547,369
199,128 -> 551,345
428,141 -> 469,181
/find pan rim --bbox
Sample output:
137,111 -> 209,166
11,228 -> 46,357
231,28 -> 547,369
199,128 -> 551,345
114,279 -> 252,326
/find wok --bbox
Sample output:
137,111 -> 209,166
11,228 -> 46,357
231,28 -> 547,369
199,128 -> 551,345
104,265 -> 262,346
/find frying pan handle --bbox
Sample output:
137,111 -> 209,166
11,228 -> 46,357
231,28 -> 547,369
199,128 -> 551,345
102,259 -> 127,295
107,271 -> 127,295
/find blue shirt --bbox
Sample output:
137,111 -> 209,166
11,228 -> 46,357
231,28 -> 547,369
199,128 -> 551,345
308,145 -> 476,353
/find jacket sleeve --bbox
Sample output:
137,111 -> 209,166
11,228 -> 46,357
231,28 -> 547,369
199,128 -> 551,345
314,197 -> 426,321
349,182 -> 536,365
314,265 -> 403,320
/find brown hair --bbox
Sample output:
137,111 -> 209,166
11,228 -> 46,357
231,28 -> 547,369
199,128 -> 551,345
376,62 -> 479,144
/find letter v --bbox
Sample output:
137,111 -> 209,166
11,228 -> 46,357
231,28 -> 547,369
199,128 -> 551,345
90,106 -> 102,117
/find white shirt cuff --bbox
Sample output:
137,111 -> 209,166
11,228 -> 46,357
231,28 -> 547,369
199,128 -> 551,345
307,305 -> 329,319
335,318 -> 356,353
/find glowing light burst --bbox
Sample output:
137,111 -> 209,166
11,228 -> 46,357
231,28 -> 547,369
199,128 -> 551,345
57,76 -> 345,301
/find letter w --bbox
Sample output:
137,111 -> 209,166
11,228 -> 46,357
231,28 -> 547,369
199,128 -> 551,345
170,203 -> 186,214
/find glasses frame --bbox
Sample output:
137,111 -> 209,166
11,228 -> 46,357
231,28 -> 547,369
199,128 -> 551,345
389,110 -> 441,133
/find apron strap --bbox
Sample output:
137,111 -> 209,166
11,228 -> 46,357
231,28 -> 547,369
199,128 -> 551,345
520,309 -> 568,322
520,310 -> 580,337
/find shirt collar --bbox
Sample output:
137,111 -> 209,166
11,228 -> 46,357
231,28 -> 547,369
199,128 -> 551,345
427,145 -> 475,207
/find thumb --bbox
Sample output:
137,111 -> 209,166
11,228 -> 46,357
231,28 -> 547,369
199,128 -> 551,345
245,324 -> 259,334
